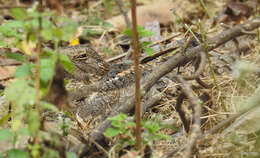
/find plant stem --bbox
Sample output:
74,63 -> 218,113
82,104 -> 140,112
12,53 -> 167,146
199,22 -> 228,112
199,0 -> 211,18
130,0 -> 142,149
34,0 -> 43,147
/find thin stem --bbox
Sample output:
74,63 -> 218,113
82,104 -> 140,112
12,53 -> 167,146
199,22 -> 228,112
130,0 -> 142,149
184,24 -> 201,44
116,0 -> 131,28
199,0 -> 211,18
34,0 -> 43,146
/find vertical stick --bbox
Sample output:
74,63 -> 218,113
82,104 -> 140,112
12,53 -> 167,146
34,0 -> 43,146
130,0 -> 142,149
116,0 -> 131,28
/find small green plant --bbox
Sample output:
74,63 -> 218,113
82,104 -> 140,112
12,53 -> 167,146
104,113 -> 172,147
123,25 -> 155,55
105,113 -> 136,146
80,5 -> 113,41
104,0 -> 116,14
0,6 -> 77,158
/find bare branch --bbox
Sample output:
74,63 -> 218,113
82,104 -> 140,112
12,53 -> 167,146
115,0 -> 131,28
174,75 -> 201,158
130,0 -> 142,149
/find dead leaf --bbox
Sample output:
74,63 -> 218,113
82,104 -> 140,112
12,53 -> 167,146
0,66 -> 16,81
120,150 -> 139,158
107,1 -> 175,32
18,40 -> 36,56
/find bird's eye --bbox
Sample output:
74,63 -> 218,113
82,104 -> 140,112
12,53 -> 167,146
78,54 -> 85,58
77,54 -> 87,58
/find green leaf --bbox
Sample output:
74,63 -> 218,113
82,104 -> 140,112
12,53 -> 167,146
111,120 -> 121,128
4,79 -> 36,107
0,129 -> 12,141
14,64 -> 32,79
0,41 -> 4,46
104,128 -> 121,137
60,19 -> 78,41
3,20 -> 24,28
66,152 -> 77,158
42,149 -> 59,158
12,119 -> 23,132
28,11 -> 53,19
42,28 -> 63,41
42,48 -> 55,57
144,122 -> 160,133
138,25 -> 154,38
11,8 -> 27,21
141,41 -> 152,47
39,101 -> 58,111
41,29 -> 53,41
144,47 -> 154,56
59,53 -> 75,73
122,25 -> 154,39
18,127 -> 30,136
128,140 -> 136,146
29,144 -> 41,158
122,28 -> 133,38
40,58 -> 55,84
24,19 -> 39,30
102,22 -> 113,28
108,113 -> 127,122
0,113 -> 11,126
5,52 -> 26,62
41,17 -> 54,28
28,110 -> 40,135
52,28 -> 63,40
0,21 -> 23,38
27,11 -> 41,19
125,121 -> 136,128
175,18 -> 182,24
7,149 -> 29,158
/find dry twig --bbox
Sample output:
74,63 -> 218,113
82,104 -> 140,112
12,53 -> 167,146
115,0 -> 131,28
174,75 -> 201,158
130,0 -> 142,149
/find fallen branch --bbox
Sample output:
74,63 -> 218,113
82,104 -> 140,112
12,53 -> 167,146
174,75 -> 201,158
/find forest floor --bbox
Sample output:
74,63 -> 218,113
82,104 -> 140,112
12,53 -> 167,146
0,0 -> 260,158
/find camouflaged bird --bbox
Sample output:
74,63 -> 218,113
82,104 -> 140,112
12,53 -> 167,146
59,45 -> 110,84
59,45 -> 145,128
61,35 -> 201,128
